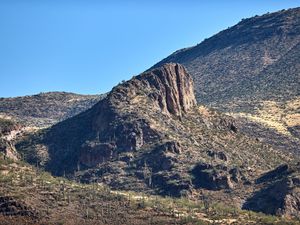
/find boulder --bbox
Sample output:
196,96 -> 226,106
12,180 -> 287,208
143,141 -> 181,172
191,163 -> 243,190
79,142 -> 116,167
206,150 -> 228,161
0,196 -> 37,217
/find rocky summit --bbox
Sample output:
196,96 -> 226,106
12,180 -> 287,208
17,63 -> 297,217
19,63 -> 199,172
81,63 -> 197,166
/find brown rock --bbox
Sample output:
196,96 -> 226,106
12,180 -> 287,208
138,63 -> 197,118
89,64 -> 195,160
282,189 -> 300,218
191,163 -> 234,190
144,142 -> 181,172
219,118 -> 238,133
0,140 -> 19,161
79,142 -> 116,167
206,150 -> 228,161
0,196 -> 37,217
243,164 -> 300,218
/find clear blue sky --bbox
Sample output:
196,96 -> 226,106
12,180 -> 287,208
1,0 -> 299,97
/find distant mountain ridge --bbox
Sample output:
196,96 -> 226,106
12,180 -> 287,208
0,92 -> 103,128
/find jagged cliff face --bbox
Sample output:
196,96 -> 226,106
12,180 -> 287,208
135,63 -> 196,117
18,63 -> 294,216
98,63 -> 196,119
19,63 -> 198,171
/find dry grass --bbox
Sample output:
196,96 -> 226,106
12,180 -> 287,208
228,98 -> 300,137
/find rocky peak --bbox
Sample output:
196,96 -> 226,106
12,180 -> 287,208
77,63 -> 197,167
137,63 -> 197,117
109,63 -> 197,118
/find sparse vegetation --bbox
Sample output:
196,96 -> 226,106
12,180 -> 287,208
1,6 -> 300,225
1,157 -> 299,224
0,92 -> 103,128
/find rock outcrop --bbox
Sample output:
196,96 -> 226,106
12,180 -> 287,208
0,140 -> 19,161
244,164 -> 300,218
143,141 -> 181,172
90,63 -> 196,160
139,63 -> 197,118
0,119 -> 21,161
26,63 -> 196,173
79,142 -> 116,167
0,196 -> 37,217
191,163 -> 247,190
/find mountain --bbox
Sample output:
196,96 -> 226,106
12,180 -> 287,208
152,7 -> 300,155
0,92 -> 103,128
153,8 -> 300,105
2,7 -> 300,223
17,63 -> 298,218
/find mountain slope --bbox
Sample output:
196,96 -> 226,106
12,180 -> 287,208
17,63 -> 295,216
152,7 -> 300,154
0,92 -> 103,128
153,7 -> 300,104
